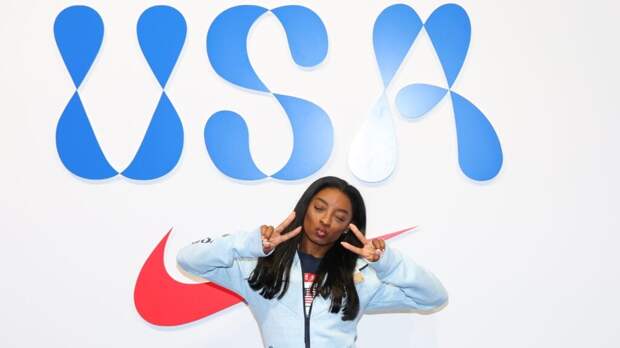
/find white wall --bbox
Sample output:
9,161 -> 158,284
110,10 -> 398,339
1,0 -> 618,347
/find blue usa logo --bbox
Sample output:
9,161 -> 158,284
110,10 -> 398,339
54,4 -> 502,183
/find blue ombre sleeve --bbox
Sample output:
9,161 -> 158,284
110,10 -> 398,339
176,228 -> 270,298
366,247 -> 448,312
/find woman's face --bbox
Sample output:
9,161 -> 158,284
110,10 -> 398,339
302,187 -> 353,249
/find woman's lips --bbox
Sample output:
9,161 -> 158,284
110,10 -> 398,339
316,228 -> 327,238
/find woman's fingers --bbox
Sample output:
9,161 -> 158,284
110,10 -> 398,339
262,225 -> 274,240
275,211 -> 296,234
261,225 -> 274,254
368,239 -> 385,260
348,223 -> 367,244
371,239 -> 385,251
342,234 -> 387,261
340,241 -> 365,256
279,226 -> 302,242
260,213 -> 300,253
262,241 -> 274,255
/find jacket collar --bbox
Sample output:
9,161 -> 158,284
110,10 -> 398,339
275,252 -> 305,315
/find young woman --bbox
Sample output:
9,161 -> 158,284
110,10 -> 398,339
177,176 -> 448,347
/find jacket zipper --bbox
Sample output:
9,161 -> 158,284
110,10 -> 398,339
303,268 -> 315,348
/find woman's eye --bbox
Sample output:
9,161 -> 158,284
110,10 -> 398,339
336,217 -> 345,223
314,206 -> 325,211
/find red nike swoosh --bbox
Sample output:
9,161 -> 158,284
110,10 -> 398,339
134,226 -> 417,326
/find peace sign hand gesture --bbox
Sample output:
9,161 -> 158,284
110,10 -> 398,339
260,211 -> 302,255
340,223 -> 386,262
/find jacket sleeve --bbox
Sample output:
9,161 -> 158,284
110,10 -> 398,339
176,228 -> 268,298
365,246 -> 448,312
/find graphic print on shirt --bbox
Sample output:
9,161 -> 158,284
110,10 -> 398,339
297,249 -> 321,319
303,272 -> 317,317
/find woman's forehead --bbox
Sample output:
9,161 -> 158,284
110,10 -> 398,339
313,187 -> 352,213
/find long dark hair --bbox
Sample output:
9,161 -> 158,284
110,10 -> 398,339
248,176 -> 367,320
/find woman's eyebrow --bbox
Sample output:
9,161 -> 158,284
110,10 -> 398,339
315,197 -> 351,215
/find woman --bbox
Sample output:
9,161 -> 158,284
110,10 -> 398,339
177,176 -> 448,347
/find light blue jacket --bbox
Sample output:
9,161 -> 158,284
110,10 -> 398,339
176,228 -> 448,348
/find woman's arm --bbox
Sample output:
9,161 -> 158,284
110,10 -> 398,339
341,223 -> 448,312
176,228 -> 267,297
365,246 -> 448,312
176,212 -> 300,297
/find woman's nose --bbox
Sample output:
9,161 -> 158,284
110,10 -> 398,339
319,213 -> 330,226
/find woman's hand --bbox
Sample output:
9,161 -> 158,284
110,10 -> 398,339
260,211 -> 302,254
340,223 -> 386,262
